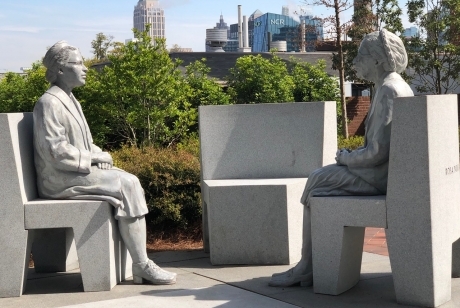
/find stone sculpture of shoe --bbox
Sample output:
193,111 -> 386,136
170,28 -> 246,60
132,259 -> 177,285
268,268 -> 313,287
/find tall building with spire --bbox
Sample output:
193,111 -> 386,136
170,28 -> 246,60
133,0 -> 165,42
206,13 -> 235,52
215,13 -> 229,38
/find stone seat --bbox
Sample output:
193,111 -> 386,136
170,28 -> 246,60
310,95 -> 460,307
0,113 -> 131,298
199,102 -> 337,265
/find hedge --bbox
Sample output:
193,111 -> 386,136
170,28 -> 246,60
111,145 -> 201,234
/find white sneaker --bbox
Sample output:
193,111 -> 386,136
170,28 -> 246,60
132,260 -> 177,285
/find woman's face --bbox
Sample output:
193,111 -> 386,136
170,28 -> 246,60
352,47 -> 377,81
59,49 -> 87,88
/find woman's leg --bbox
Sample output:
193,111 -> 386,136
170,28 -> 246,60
269,204 -> 313,287
118,216 -> 148,263
269,164 -> 380,287
118,216 -> 177,285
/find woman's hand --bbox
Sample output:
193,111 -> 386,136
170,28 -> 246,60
335,148 -> 350,166
91,152 -> 113,170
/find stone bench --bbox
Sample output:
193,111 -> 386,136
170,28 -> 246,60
310,95 -> 460,307
199,102 -> 337,265
0,113 -> 131,297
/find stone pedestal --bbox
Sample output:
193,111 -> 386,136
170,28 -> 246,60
204,178 -> 307,265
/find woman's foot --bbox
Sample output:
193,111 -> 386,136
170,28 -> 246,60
269,268 -> 313,287
132,260 -> 177,285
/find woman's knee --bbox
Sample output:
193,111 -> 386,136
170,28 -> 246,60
121,173 -> 142,188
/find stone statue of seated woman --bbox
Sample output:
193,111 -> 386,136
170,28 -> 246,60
33,41 -> 176,285
269,29 -> 414,287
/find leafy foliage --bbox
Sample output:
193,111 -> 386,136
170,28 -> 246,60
290,59 -> 340,103
226,54 -> 294,104
185,58 -> 230,108
406,0 -> 460,94
338,135 -> 365,150
290,59 -> 341,132
0,62 -> 48,113
78,27 -> 195,148
112,145 -> 201,232
91,32 -> 114,62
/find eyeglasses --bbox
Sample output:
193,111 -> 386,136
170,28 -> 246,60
67,61 -> 83,65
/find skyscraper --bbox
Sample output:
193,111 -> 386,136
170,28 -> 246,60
206,13 -> 236,52
282,6 -> 289,16
133,0 -> 165,41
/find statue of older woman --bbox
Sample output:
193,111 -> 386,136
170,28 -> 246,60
269,29 -> 414,287
33,41 -> 176,285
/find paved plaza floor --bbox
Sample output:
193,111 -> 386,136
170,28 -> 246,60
1,228 -> 460,308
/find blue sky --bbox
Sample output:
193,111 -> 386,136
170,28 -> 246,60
0,0 -> 411,72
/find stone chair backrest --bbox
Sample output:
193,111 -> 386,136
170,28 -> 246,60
199,102 -> 337,181
0,112 -> 38,204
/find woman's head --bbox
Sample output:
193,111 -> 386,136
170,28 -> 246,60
356,29 -> 407,74
43,41 -> 87,88
43,41 -> 79,84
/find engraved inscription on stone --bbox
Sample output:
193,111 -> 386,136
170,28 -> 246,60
445,164 -> 459,175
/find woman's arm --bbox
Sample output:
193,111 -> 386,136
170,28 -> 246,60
34,98 -> 92,173
337,88 -> 394,168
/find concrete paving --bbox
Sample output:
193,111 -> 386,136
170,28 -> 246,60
2,250 -> 460,308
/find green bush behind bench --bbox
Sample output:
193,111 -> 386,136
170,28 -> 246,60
112,143 -> 201,234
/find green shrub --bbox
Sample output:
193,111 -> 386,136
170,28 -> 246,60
338,135 -> 365,150
176,134 -> 200,157
111,146 -> 201,234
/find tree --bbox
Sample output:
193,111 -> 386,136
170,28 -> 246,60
108,41 -> 125,57
226,54 -> 294,104
290,58 -> 340,103
169,44 -> 182,53
406,0 -> 460,94
185,58 -> 230,109
301,0 -> 353,138
0,72 -> 27,113
91,32 -> 114,62
289,58 -> 341,132
0,61 -> 48,113
79,27 -> 194,148
183,58 -> 231,132
344,0 -> 404,85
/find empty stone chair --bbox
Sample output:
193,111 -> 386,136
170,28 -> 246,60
199,102 -> 337,265
310,95 -> 460,307
0,113 -> 131,297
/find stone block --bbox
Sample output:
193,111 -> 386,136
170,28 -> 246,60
0,113 -> 33,297
25,200 -> 132,292
199,102 -> 337,181
386,94 -> 460,307
310,195 -> 386,295
204,178 -> 307,265
199,102 -> 337,253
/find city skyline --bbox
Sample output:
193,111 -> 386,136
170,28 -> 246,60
1,0 -> 412,72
